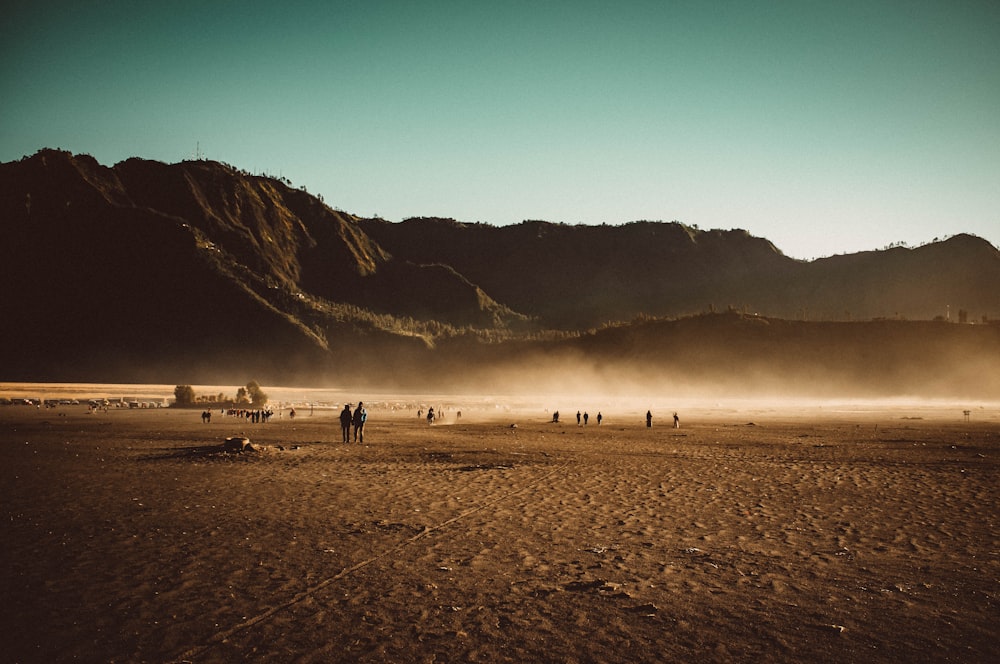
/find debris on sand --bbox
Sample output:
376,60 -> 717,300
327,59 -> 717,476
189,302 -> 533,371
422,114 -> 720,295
223,436 -> 251,453
629,603 -> 659,615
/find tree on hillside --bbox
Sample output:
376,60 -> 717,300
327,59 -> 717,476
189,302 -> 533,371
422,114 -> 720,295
174,385 -> 196,406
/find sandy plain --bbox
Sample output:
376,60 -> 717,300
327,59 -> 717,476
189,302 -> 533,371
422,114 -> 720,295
1,397 -> 998,663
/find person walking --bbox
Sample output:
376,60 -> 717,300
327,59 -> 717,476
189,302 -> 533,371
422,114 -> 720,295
339,404 -> 352,443
673,412 -> 680,429
597,412 -> 602,425
353,401 -> 367,443
646,410 -> 652,428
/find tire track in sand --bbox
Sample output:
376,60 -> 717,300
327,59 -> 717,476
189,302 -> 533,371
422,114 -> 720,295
172,459 -> 570,662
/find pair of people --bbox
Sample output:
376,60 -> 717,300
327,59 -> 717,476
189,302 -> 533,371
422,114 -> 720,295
339,402 -> 367,443
645,410 -> 680,428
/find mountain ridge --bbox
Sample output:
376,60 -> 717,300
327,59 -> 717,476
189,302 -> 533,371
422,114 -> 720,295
359,217 -> 1000,327
2,150 -> 998,396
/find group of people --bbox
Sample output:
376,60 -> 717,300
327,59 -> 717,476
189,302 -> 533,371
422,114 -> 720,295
204,399 -> 679,444
551,409 -> 678,428
201,407 -> 275,424
418,406 -> 459,423
225,407 -> 274,423
565,410 -> 602,426
339,402 -> 368,444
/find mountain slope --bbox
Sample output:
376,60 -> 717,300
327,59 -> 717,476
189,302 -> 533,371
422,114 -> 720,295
2,150 -> 521,327
360,218 -> 1000,327
783,235 -> 1000,321
0,151 -> 519,382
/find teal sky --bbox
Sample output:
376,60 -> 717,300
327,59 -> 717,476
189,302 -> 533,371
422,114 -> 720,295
3,1 -> 998,259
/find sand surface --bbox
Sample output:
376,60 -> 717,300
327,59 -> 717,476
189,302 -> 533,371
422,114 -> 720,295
2,401 -> 998,663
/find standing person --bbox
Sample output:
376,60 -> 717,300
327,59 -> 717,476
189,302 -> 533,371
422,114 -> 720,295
353,401 -> 367,443
646,410 -> 652,428
583,412 -> 589,426
576,411 -> 582,426
339,404 -> 352,443
673,412 -> 680,429
597,412 -> 603,425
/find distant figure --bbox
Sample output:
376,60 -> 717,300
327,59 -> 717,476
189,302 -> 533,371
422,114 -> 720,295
583,412 -> 589,426
201,410 -> 211,424
646,410 -> 652,428
673,412 -> 680,429
457,411 -> 461,419
427,407 -> 435,423
339,404 -> 352,443
289,407 -> 296,420
597,412 -> 602,425
353,401 -> 367,443
552,410 -> 560,423
418,410 -> 423,419
577,411 -> 582,426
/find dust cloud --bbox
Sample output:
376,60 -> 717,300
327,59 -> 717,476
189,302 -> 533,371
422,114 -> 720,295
4,319 -> 997,418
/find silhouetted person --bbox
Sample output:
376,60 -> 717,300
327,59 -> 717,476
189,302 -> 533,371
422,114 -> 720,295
427,407 -> 435,423
597,412 -> 602,425
646,410 -> 652,428
340,404 -> 352,443
552,411 -> 559,423
583,412 -> 589,426
673,412 -> 680,429
353,401 -> 367,443
577,411 -> 581,426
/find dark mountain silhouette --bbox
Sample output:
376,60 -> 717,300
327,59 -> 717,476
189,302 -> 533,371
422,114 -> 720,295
0,151 -> 523,382
359,217 -> 795,328
2,150 -> 998,396
359,217 -> 1000,328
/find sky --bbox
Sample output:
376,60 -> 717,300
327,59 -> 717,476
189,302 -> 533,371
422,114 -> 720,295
2,1 -> 998,260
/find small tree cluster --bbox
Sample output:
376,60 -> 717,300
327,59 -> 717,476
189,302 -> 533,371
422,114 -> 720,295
174,382 -> 267,407
174,385 -> 196,406
237,381 -> 268,407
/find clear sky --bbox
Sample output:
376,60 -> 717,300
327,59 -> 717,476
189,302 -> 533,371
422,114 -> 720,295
2,1 -> 998,259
